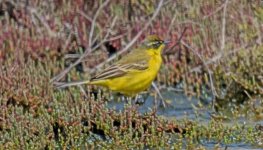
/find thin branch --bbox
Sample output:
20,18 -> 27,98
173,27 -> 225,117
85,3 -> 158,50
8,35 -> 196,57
220,0 -> 229,52
202,1 -> 226,19
180,40 -> 218,107
89,0 -> 110,49
190,44 -> 249,73
30,8 -> 58,37
77,9 -> 103,46
175,28 -> 188,46
106,33 -> 127,42
62,30 -> 73,52
64,54 -> 81,59
63,33 -> 127,60
90,0 -> 164,73
78,85 -> 88,99
165,2 -> 178,37
151,82 -> 166,108
163,27 -> 187,54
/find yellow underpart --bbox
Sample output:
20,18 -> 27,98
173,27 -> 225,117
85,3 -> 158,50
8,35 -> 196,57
89,44 -> 165,97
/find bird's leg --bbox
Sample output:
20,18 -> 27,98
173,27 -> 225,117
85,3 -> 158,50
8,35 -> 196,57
124,96 -> 137,108
134,94 -> 145,105
151,82 -> 167,108
123,96 -> 132,106
128,97 -> 139,110
127,97 -> 132,105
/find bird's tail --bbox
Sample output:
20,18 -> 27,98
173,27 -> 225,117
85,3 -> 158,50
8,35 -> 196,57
55,80 -> 90,89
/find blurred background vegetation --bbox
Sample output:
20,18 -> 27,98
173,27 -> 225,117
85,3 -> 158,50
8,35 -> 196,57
0,0 -> 262,149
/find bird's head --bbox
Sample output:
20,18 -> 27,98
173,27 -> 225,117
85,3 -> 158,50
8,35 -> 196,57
143,35 -> 169,54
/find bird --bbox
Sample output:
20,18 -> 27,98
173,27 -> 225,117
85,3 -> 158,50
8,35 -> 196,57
57,35 -> 169,100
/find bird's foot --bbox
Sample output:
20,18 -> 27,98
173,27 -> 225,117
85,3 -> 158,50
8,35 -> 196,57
134,94 -> 145,105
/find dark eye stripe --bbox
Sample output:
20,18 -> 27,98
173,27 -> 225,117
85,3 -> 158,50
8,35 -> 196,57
147,41 -> 163,47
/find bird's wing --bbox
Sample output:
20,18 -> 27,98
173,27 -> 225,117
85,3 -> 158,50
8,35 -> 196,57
90,59 -> 149,81
117,47 -> 149,64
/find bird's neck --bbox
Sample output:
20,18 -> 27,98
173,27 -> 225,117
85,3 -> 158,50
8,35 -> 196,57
147,49 -> 162,72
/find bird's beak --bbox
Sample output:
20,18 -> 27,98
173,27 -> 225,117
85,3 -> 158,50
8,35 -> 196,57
164,40 -> 170,45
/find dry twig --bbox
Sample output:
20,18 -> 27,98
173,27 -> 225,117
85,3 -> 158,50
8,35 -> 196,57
220,0 -> 229,53
180,40 -> 218,108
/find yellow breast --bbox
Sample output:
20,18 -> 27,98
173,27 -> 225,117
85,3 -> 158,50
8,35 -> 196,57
106,51 -> 162,96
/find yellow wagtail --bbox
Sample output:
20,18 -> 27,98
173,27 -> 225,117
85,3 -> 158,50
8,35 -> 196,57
57,35 -> 169,97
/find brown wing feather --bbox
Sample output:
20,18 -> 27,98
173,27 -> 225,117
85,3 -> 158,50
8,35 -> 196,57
90,59 -> 149,81
91,47 -> 150,81
90,64 -> 126,81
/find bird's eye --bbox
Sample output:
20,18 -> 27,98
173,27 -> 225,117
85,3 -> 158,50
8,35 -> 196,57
147,41 -> 163,48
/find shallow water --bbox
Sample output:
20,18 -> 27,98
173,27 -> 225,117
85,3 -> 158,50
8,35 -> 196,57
106,90 -> 263,149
